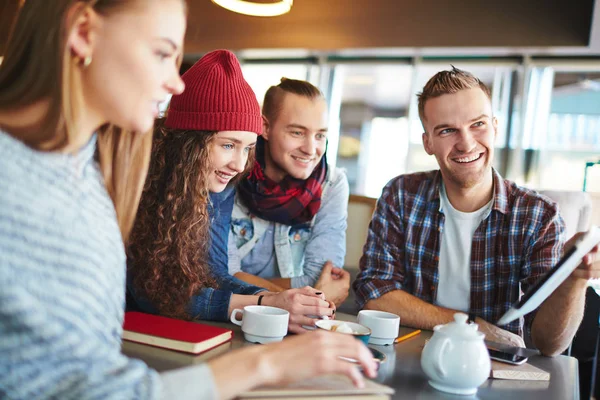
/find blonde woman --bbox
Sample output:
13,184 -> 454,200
0,1 -> 376,399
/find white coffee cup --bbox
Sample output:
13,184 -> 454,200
357,310 -> 400,345
230,305 -> 289,344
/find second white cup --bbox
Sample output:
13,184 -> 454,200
230,305 -> 289,344
357,310 -> 400,345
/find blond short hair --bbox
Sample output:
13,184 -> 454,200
417,66 -> 491,124
262,77 -> 323,123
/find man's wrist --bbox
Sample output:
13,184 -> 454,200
562,275 -> 588,292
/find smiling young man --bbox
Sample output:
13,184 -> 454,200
228,78 -> 351,312
353,67 -> 599,356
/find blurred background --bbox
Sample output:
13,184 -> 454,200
2,0 -> 599,198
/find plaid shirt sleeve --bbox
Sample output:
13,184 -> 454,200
353,178 -> 406,309
521,204 -> 566,342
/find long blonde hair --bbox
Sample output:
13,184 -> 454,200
0,0 -> 162,241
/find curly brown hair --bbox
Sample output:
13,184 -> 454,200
127,118 -> 219,319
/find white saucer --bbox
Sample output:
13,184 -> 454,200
368,336 -> 395,346
429,380 -> 478,395
243,332 -> 284,344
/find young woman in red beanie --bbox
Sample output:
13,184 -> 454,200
127,50 -> 336,333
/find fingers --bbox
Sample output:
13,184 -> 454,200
573,251 -> 600,280
331,266 -> 350,277
288,323 -> 309,334
297,286 -> 327,300
292,292 -> 331,309
295,304 -> 335,318
507,333 -> 525,348
347,365 -> 366,388
289,315 -> 319,329
324,333 -> 378,379
350,341 -> 378,379
275,290 -> 332,316
327,300 -> 336,311
332,363 -> 366,388
331,266 -> 343,274
321,261 -> 334,274
572,268 -> 600,280
583,252 -> 596,267
279,331 -> 378,384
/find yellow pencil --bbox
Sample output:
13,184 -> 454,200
395,329 -> 421,344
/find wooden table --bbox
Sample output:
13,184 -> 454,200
122,313 -> 579,399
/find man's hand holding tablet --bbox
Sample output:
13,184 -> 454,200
498,227 -> 600,326
497,226 -> 600,356
568,229 -> 600,281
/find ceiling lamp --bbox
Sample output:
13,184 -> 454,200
211,0 -> 293,17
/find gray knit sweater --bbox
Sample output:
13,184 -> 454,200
0,130 -> 216,399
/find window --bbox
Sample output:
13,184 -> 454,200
529,69 -> 600,192
241,63 -> 311,105
331,63 -> 413,197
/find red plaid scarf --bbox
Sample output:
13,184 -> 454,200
237,137 -> 327,225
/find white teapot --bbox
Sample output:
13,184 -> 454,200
421,313 -> 491,395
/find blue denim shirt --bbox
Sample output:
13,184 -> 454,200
127,186 -> 264,322
229,167 -> 349,287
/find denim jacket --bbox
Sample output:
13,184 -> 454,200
127,187 -> 264,322
228,167 -> 349,288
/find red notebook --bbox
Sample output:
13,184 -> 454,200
122,312 -> 233,354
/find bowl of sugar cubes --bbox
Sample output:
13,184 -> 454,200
315,320 -> 371,345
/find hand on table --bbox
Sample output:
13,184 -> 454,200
477,318 -> 525,348
257,330 -> 378,387
261,286 -> 334,333
314,261 -> 350,307
207,330 -> 377,400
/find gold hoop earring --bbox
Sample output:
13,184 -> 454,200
82,55 -> 92,68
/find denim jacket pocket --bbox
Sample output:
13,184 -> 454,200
288,224 -> 312,272
231,218 -> 254,248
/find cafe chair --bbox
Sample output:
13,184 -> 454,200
341,194 -> 378,315
538,190 -> 592,240
568,286 -> 600,400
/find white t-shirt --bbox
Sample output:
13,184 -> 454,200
435,184 -> 493,312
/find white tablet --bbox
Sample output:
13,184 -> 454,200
497,226 -> 600,326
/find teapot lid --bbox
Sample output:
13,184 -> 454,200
434,313 -> 485,340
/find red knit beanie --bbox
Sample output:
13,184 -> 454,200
164,50 -> 262,135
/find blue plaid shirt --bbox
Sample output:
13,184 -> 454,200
353,169 -> 565,339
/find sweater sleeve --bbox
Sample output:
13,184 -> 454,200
160,363 -> 218,400
0,283 -> 161,400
